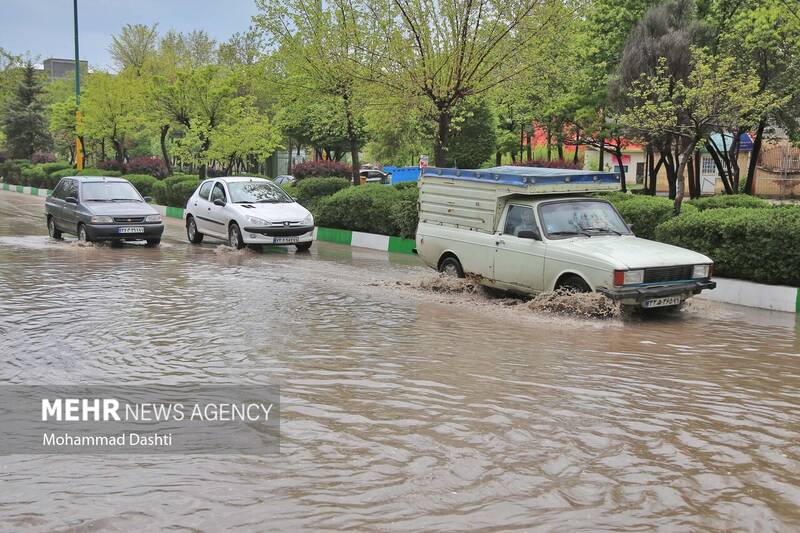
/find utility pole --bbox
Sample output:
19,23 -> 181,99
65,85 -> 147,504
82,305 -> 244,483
73,0 -> 84,169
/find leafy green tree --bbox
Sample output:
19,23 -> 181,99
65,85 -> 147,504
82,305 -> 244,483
109,23 -> 159,75
2,62 -> 52,158
49,99 -> 78,164
444,99 -> 496,168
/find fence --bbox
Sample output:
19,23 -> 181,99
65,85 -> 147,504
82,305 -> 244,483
384,166 -> 420,183
754,143 -> 800,199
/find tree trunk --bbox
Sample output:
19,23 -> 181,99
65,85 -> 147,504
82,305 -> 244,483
673,140 -> 698,214
160,124 -> 172,176
286,139 -> 292,174
598,140 -> 605,171
342,91 -> 360,185
572,129 -> 581,165
687,154 -> 697,199
706,139 -> 733,194
496,151 -> 502,166
546,122 -> 552,161
615,145 -> 627,193
519,126 -> 524,162
526,134 -> 532,161
744,118 -> 766,194
433,106 -> 451,168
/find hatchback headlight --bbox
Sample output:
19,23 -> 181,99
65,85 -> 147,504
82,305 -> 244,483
90,215 -> 113,224
145,214 -> 162,223
692,264 -> 711,279
302,213 -> 314,226
246,215 -> 268,226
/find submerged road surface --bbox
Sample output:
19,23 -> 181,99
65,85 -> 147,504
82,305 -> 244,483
1,189 -> 799,531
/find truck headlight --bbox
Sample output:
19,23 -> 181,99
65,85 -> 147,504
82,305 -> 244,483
614,269 -> 644,286
302,213 -> 314,226
145,214 -> 162,223
246,216 -> 268,226
693,264 -> 711,279
90,215 -> 113,224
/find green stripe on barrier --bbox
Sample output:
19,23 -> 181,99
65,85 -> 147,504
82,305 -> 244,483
796,288 -> 800,314
2,183 -> 9,191
15,185 -> 23,193
30,187 -> 38,196
165,206 -> 184,219
46,189 -> 52,196
387,236 -> 415,254
316,227 -> 352,245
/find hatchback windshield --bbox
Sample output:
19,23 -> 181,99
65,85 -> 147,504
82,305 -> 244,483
228,181 -> 292,203
539,200 -> 630,238
81,182 -> 142,202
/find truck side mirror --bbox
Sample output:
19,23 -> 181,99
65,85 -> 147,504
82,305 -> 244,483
518,229 -> 541,241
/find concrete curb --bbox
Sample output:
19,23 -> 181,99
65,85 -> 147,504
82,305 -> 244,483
695,277 -> 799,314
1,182 -> 417,256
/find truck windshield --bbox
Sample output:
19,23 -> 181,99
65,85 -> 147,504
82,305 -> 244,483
539,200 -> 630,238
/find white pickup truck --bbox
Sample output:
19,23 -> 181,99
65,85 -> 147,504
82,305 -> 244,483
415,166 -> 716,309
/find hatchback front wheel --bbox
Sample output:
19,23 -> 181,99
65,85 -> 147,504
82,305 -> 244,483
228,223 -> 245,250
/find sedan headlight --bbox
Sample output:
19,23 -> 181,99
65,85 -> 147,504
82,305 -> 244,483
246,215 -> 268,226
90,215 -> 113,224
302,213 -> 314,226
145,214 -> 162,223
692,264 -> 711,279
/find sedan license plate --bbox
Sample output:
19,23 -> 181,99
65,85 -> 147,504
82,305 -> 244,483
273,236 -> 299,244
643,296 -> 681,308
117,226 -> 144,234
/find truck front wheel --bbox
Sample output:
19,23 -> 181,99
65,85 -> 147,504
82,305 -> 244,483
438,255 -> 465,278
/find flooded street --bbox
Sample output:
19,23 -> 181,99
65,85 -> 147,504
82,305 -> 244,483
1,189 -> 799,531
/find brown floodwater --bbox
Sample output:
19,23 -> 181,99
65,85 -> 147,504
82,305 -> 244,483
1,190 -> 799,531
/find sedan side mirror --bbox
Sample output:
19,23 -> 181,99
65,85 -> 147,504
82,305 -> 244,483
65,196 -> 77,204
213,198 -> 226,207
518,229 -> 541,241
143,196 -> 152,203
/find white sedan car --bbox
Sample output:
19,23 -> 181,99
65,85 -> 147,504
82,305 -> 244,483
184,177 -> 314,251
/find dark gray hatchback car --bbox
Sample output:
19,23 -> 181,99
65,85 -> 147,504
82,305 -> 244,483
45,176 -> 165,245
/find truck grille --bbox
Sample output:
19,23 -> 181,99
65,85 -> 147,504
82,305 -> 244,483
643,265 -> 694,283
113,216 -> 145,223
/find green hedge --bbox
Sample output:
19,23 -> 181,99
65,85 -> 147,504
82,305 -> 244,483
654,207 -> 800,286
153,176 -> 199,207
295,177 -> 351,213
389,187 -> 419,239
41,161 -> 72,175
604,195 -> 697,241
49,168 -> 122,179
318,185 -> 403,236
126,174 -> 159,198
688,194 -> 771,210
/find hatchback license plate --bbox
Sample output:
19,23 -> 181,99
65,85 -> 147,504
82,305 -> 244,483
273,236 -> 299,244
643,296 -> 681,308
118,226 -> 144,234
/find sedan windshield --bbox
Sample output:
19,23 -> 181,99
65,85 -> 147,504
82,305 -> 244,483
539,200 -> 630,238
81,182 -> 142,202
228,181 -> 293,204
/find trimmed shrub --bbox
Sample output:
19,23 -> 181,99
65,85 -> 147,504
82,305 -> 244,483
20,165 -> 48,187
389,186 -> 419,239
49,168 -> 122,179
97,159 -> 126,172
393,181 -> 418,191
0,159 -> 30,183
31,151 -> 57,164
41,161 -> 72,175
292,160 -> 353,181
295,177 -> 351,210
317,185 -> 400,235
654,207 -> 800,286
152,180 -> 198,207
688,194 -> 771,210
604,195 -> 697,240
126,156 -> 168,178
125,174 -> 159,198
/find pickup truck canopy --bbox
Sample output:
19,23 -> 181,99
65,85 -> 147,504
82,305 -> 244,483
419,166 -> 621,234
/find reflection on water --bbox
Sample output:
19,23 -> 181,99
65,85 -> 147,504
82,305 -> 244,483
1,191 -> 799,531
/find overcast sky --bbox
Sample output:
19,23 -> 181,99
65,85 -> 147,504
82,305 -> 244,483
2,0 -> 258,71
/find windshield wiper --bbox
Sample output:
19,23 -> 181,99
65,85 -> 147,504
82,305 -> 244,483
550,230 -> 591,237
581,226 -> 622,235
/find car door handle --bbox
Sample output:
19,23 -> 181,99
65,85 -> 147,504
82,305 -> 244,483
496,239 -> 506,245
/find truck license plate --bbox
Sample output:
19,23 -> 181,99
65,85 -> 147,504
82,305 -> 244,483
118,226 -> 144,234
643,296 -> 681,308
